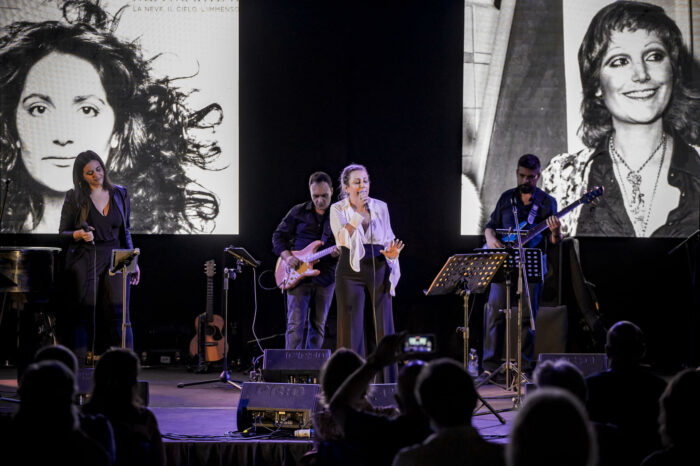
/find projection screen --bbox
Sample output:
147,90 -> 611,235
0,0 -> 239,234
461,0 -> 699,238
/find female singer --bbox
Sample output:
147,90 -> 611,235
330,164 -> 404,383
59,151 -> 140,363
543,1 -> 700,237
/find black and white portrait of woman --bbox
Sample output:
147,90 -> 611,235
0,0 -> 239,234
460,0 -> 699,238
543,1 -> 700,238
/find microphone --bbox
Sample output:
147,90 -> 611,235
360,191 -> 369,212
81,222 -> 94,245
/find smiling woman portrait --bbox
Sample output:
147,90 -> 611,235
542,1 -> 700,238
0,0 -> 222,233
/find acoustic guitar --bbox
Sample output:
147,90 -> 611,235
189,260 -> 225,368
274,240 -> 336,290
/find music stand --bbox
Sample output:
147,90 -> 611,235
425,252 -> 508,424
109,248 -> 140,349
177,246 -> 260,390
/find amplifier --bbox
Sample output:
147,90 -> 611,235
262,349 -> 331,384
236,382 -> 320,431
537,353 -> 608,377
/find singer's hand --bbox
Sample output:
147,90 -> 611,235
74,228 -> 94,243
380,239 -> 404,260
130,264 -> 141,285
358,190 -> 370,209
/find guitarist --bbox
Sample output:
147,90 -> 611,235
272,171 -> 340,350
482,154 -> 562,378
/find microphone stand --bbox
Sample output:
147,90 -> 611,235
511,196 -> 535,407
177,246 -> 259,390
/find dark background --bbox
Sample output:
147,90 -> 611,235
1,0 -> 697,372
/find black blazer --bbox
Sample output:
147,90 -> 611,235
59,185 -> 134,261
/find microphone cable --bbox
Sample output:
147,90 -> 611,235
368,203 -> 378,356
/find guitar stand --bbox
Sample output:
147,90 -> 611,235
177,247 -> 260,390
178,266 -> 242,390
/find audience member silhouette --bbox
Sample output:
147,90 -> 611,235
508,388 -> 596,466
34,344 -> 117,465
585,321 -> 666,465
6,360 -> 109,466
313,348 -> 373,443
329,333 -> 432,466
642,369 -> 700,466
83,348 -> 165,466
393,358 -> 505,466
533,359 -> 630,466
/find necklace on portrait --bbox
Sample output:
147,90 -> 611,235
609,132 -> 667,236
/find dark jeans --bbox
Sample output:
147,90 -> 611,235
335,246 -> 396,383
286,280 -> 335,350
483,280 -> 541,372
68,242 -> 132,362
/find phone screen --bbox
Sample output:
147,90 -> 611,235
402,334 -> 435,353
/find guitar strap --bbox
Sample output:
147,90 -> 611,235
527,188 -> 546,225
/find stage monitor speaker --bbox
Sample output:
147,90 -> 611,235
537,353 -> 607,377
236,382 -> 320,431
262,349 -> 331,384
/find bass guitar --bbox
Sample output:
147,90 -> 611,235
274,240 -> 336,290
189,260 -> 225,369
499,186 -> 604,246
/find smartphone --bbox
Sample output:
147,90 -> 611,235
400,334 -> 437,356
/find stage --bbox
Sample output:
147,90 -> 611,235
0,364 -> 515,465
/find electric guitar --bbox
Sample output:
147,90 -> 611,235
189,260 -> 225,369
499,186 -> 604,247
274,240 -> 336,290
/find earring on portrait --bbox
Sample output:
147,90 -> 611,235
595,89 -> 603,98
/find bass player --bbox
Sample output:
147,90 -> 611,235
481,154 -> 562,379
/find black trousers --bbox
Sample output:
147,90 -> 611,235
66,241 -> 132,361
335,246 -> 396,382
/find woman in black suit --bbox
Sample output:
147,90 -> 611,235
59,151 -> 140,363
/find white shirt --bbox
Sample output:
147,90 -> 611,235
330,197 -> 401,295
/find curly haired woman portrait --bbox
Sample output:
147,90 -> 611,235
0,0 -> 226,234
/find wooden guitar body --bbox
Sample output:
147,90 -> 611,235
189,260 -> 225,366
189,313 -> 225,362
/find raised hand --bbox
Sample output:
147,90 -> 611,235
380,239 -> 405,260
